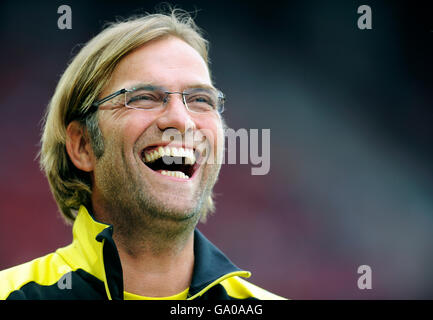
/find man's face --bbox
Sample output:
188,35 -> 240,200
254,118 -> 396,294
90,36 -> 224,227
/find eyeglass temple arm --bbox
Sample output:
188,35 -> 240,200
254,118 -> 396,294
80,88 -> 128,119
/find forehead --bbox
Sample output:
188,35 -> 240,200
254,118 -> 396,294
105,36 -> 211,93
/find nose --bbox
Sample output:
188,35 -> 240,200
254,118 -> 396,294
155,92 -> 196,134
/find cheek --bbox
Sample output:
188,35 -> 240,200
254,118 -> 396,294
195,116 -> 224,162
120,111 -> 155,136
100,110 -> 156,149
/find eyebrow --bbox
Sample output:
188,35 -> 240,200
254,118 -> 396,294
128,82 -> 217,92
128,83 -> 163,91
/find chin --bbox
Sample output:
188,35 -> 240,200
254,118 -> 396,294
143,195 -> 202,221
162,204 -> 200,221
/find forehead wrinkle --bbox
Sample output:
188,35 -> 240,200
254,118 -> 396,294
102,37 -> 212,101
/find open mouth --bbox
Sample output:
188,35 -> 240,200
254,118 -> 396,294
141,146 -> 200,180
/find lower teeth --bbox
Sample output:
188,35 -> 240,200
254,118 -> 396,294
160,170 -> 189,179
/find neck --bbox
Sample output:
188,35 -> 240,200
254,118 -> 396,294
116,230 -> 195,297
90,201 -> 197,298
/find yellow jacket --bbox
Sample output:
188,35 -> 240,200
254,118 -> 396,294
0,206 -> 285,300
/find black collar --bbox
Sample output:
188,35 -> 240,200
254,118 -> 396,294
74,206 -> 250,299
189,229 -> 245,296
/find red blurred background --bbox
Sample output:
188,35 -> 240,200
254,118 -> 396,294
1,0 -> 433,299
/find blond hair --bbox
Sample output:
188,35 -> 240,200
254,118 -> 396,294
39,9 -> 215,224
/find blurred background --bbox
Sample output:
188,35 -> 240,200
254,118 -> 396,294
0,0 -> 432,299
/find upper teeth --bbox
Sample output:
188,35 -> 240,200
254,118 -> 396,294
143,146 -> 196,165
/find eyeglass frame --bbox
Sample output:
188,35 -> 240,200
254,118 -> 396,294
79,85 -> 225,120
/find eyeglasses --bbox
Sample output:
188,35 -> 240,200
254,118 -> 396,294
81,85 -> 225,119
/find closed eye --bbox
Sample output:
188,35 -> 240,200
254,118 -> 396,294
129,93 -> 159,103
186,94 -> 215,106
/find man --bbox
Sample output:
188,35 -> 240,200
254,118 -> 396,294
0,10 -> 284,300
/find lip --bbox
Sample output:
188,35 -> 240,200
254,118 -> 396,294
138,142 -> 203,182
140,161 -> 201,182
140,141 -> 196,154
140,141 -> 205,165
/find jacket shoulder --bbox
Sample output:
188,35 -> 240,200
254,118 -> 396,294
219,276 -> 287,300
0,251 -> 71,300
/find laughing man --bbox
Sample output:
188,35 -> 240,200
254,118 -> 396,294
0,10 -> 284,300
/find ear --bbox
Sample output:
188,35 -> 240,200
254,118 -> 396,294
66,121 -> 95,172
